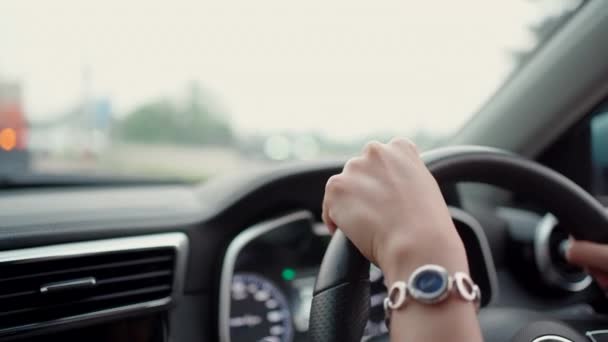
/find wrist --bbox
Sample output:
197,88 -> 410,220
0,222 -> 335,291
383,264 -> 481,329
378,228 -> 469,286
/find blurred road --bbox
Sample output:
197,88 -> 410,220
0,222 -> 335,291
32,143 -> 271,181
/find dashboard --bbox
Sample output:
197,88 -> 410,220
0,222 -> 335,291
0,161 -> 605,342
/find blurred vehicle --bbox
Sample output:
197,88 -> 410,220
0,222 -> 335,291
0,81 -> 29,174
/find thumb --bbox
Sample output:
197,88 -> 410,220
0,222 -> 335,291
588,267 -> 608,289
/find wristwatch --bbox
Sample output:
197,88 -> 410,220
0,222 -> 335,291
383,264 -> 481,326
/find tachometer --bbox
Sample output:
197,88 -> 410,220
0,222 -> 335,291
230,273 -> 293,342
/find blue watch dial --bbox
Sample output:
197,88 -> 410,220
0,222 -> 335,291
408,265 -> 451,303
414,270 -> 445,293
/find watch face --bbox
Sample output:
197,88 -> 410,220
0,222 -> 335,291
408,265 -> 451,304
414,270 -> 445,292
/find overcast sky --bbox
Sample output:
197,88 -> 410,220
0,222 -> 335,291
0,0 -> 581,140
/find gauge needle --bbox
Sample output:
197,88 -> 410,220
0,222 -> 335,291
229,314 -> 263,328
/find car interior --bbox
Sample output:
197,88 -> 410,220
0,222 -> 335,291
1,1 -> 608,342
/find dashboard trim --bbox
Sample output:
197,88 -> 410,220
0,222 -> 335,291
532,336 -> 574,342
218,210 -> 314,342
587,329 -> 608,342
449,206 -> 499,306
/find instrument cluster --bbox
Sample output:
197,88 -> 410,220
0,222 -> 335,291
219,209 -> 496,342
220,212 -> 390,342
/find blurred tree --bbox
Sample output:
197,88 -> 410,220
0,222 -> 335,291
117,83 -> 234,146
118,99 -> 177,143
178,82 -> 234,145
510,1 -> 581,68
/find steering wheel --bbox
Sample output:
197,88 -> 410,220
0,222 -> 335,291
308,146 -> 608,342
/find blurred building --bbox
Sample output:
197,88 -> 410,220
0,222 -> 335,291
28,96 -> 113,160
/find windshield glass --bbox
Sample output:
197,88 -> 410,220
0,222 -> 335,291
0,0 -> 584,182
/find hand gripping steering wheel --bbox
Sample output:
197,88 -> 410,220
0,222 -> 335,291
308,146 -> 608,342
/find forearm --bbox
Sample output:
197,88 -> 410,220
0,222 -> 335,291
321,138 -> 484,341
387,297 -> 482,341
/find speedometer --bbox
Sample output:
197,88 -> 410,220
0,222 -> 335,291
364,264 -> 389,339
230,273 -> 293,342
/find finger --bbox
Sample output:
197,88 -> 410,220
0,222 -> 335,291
362,140 -> 384,155
566,240 -> 608,272
322,200 -> 337,234
322,175 -> 341,234
362,141 -> 389,165
588,267 -> 608,288
388,137 -> 418,154
343,156 -> 366,174
384,140 -> 425,179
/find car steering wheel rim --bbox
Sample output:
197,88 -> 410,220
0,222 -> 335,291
308,146 -> 608,342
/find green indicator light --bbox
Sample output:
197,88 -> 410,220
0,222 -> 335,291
282,268 -> 296,281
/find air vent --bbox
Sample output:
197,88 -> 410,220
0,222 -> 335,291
0,233 -> 188,336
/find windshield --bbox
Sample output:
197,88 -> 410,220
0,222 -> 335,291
0,0 -> 584,182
